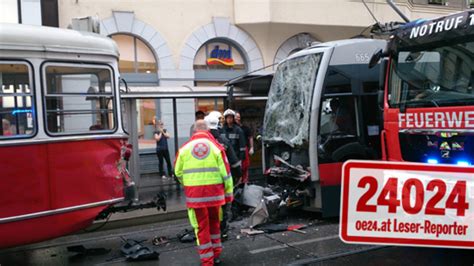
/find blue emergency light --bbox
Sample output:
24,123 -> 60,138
456,160 -> 471,166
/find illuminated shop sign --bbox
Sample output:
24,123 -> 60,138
207,45 -> 235,66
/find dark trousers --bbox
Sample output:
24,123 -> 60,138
156,149 -> 172,176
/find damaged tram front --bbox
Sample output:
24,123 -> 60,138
262,39 -> 387,217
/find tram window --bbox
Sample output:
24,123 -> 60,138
0,63 -> 35,138
323,68 -> 351,94
318,96 -> 358,163
43,65 -> 116,135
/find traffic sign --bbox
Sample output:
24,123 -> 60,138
340,160 -> 474,249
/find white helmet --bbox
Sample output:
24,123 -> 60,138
208,111 -> 223,119
204,115 -> 219,130
223,109 -> 235,117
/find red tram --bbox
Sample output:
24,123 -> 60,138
0,23 -> 130,248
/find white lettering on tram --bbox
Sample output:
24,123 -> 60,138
399,111 -> 474,129
470,14 -> 474,26
410,15 -> 465,39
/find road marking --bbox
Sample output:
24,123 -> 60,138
249,235 -> 339,254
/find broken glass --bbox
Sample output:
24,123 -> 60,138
263,53 -> 323,146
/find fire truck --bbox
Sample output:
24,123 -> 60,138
380,10 -> 474,166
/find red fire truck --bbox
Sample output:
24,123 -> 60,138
381,10 -> 474,165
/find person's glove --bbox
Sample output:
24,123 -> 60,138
249,147 -> 254,156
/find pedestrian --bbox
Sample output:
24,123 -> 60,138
153,117 -> 173,179
2,119 -> 12,136
235,112 -> 254,183
190,110 -> 206,137
221,109 -> 246,183
174,120 -> 233,265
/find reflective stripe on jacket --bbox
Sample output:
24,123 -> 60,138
174,131 -> 233,208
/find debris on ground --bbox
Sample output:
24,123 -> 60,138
177,228 -> 196,243
287,224 -> 307,234
248,199 -> 269,228
253,223 -> 308,234
152,236 -> 169,246
121,239 -> 159,261
240,228 -> 265,236
67,245 -> 111,256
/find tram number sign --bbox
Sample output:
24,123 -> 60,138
340,160 -> 474,249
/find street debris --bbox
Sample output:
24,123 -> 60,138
67,245 -> 110,256
240,228 -> 265,236
152,236 -> 169,246
96,192 -> 167,220
249,199 -> 269,227
242,184 -> 266,208
177,228 -> 196,243
269,155 -> 311,182
121,239 -> 159,261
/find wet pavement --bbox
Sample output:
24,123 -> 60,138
1,210 -> 473,266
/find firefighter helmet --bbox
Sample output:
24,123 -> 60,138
208,111 -> 223,119
204,115 -> 219,130
223,109 -> 235,117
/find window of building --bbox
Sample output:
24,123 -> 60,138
110,34 -> 158,83
195,97 -> 225,113
137,99 -> 157,150
43,64 -> 116,135
0,62 -> 35,138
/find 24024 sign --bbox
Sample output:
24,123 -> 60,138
340,161 -> 474,249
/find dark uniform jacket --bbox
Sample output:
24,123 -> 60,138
221,124 -> 247,161
210,129 -> 242,180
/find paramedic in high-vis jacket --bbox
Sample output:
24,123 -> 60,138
174,120 -> 233,265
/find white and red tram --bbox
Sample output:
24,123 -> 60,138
0,23 -> 131,248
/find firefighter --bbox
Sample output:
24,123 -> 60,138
205,113 -> 242,182
174,120 -> 233,265
221,109 -> 247,170
235,112 -> 254,184
204,114 -> 242,239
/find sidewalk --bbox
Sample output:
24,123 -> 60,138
91,174 -> 187,231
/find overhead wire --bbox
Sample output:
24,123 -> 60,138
361,0 -> 381,24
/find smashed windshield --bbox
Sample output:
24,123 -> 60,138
263,53 -> 322,146
389,41 -> 474,108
